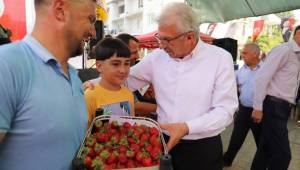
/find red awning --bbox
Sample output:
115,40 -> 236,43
136,31 -> 215,49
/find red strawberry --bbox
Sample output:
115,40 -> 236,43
119,145 -> 127,153
94,119 -> 103,131
100,149 -> 111,161
110,134 -> 120,144
84,156 -> 92,169
150,146 -> 162,160
126,150 -> 135,159
85,136 -> 96,148
119,136 -> 129,146
127,137 -> 135,144
94,143 -> 104,154
130,143 -> 140,153
140,133 -> 150,141
91,157 -> 104,170
145,145 -> 153,153
127,159 -> 136,168
110,120 -> 119,129
149,127 -> 159,136
150,135 -> 160,146
135,151 -> 144,162
123,122 -> 131,129
95,132 -> 109,143
106,151 -> 118,164
142,157 -> 152,167
118,153 -> 128,164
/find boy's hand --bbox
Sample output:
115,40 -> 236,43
83,81 -> 95,91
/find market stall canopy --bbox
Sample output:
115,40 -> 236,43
136,31 -> 214,49
186,0 -> 300,23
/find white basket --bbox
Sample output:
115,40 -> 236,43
77,115 -> 168,159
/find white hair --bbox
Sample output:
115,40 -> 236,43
157,2 -> 200,40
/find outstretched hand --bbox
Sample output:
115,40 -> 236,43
160,122 -> 189,151
83,81 -> 96,91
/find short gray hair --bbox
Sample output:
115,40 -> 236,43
158,2 -> 200,40
244,43 -> 261,57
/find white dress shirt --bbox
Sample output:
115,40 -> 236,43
253,40 -> 300,111
127,40 -> 238,140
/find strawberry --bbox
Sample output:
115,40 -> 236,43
149,127 -> 159,136
118,153 -> 128,164
145,145 -> 153,153
140,133 -> 150,141
135,151 -> 144,162
100,149 -> 111,161
150,146 -> 162,160
126,150 -> 135,159
91,157 -> 104,170
123,122 -> 132,129
110,120 -> 119,129
95,132 -> 109,143
119,145 -> 127,153
94,119 -> 103,131
110,134 -> 120,145
119,136 -> 129,146
85,136 -> 96,148
127,137 -> 135,144
142,157 -> 152,167
130,143 -> 140,154
106,151 -> 118,164
127,159 -> 136,168
84,156 -> 92,169
150,134 -> 160,146
94,143 -> 104,154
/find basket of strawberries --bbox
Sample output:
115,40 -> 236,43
74,115 -> 170,170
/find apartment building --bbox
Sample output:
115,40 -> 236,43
106,0 -> 184,35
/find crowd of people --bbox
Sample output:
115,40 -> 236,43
0,1 -> 300,170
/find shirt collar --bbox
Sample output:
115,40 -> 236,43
243,62 -> 261,71
23,35 -> 58,64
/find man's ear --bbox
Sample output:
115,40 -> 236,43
52,0 -> 66,21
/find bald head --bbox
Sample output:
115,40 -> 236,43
244,43 -> 261,57
241,43 -> 261,68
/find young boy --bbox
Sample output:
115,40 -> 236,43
85,38 -> 135,125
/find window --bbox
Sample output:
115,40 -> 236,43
138,0 -> 143,8
119,5 -> 125,14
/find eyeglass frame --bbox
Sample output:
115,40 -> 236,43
154,31 -> 192,44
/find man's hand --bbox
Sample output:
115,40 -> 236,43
160,122 -> 189,151
0,132 -> 6,142
83,81 -> 96,91
252,109 -> 263,123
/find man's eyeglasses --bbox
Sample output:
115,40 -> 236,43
154,32 -> 190,44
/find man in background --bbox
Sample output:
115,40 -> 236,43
251,25 -> 300,170
223,43 -> 262,166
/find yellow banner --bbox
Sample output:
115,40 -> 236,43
96,0 -> 108,21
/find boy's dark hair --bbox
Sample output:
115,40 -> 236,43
93,38 -> 131,61
116,33 -> 139,46
294,25 -> 300,36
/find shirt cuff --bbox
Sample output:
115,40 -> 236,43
253,100 -> 263,111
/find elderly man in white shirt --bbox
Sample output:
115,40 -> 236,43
251,25 -> 300,170
127,3 -> 238,170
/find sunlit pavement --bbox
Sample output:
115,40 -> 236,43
221,119 -> 300,170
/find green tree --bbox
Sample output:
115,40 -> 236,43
254,26 -> 283,53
